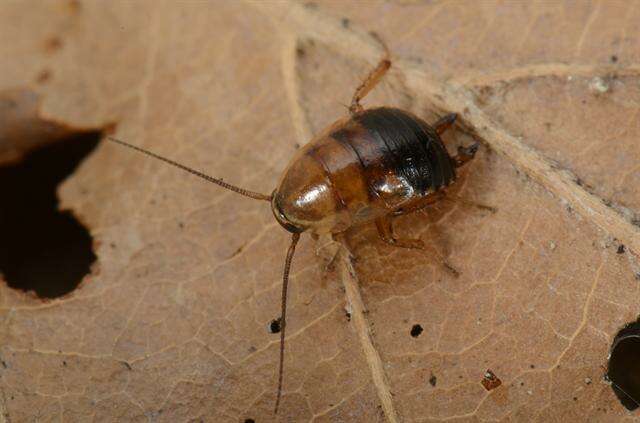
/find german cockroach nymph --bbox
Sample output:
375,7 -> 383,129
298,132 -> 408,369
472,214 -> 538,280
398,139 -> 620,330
108,52 -> 481,413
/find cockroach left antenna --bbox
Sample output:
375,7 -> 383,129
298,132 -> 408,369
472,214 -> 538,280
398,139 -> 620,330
107,136 -> 272,201
108,135 -> 301,414
274,232 -> 300,414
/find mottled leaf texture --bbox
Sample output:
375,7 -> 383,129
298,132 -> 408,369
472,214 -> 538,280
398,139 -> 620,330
0,1 -> 639,422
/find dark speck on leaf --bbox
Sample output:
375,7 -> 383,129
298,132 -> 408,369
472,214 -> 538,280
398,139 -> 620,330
617,244 -> 625,254
410,324 -> 423,338
429,373 -> 437,387
269,318 -> 281,334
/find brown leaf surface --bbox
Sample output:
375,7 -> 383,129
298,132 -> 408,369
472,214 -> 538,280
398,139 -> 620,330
1,1 -> 639,422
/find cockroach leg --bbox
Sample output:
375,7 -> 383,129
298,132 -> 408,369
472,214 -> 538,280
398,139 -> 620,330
434,113 -> 458,135
451,142 -> 479,168
392,191 -> 446,216
349,56 -> 391,115
375,215 -> 459,277
442,195 -> 497,213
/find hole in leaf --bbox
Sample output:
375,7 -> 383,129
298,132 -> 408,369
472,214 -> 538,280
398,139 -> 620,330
0,131 -> 101,298
269,317 -> 281,334
410,324 -> 423,338
607,318 -> 640,411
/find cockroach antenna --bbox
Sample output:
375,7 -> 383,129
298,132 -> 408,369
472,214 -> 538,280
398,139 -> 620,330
107,135 -> 299,414
274,232 -> 300,414
107,137 -> 272,201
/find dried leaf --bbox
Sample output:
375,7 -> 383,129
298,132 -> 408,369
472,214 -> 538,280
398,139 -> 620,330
1,1 -> 639,422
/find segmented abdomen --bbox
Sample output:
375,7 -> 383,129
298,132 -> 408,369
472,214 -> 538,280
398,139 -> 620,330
331,107 -> 456,197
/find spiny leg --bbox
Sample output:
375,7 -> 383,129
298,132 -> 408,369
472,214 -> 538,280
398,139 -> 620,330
452,143 -> 480,168
442,194 -> 497,213
394,190 -> 496,215
434,113 -> 458,135
375,215 -> 459,277
391,191 -> 446,217
432,113 -> 480,169
349,41 -> 391,115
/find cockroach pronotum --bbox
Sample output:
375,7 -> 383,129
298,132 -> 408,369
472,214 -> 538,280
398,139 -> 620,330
108,51 -> 482,413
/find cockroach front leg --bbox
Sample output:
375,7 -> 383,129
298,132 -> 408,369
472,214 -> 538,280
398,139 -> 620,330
375,215 -> 459,277
349,54 -> 391,115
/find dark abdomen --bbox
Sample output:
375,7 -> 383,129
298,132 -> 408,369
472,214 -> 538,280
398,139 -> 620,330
331,107 -> 455,197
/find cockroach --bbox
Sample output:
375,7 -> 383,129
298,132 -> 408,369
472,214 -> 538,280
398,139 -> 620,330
108,52 -> 480,413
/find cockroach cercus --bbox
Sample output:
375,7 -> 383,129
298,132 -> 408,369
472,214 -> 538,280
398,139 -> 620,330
108,52 -> 484,413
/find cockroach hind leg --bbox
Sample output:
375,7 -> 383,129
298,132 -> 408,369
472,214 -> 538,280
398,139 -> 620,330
434,113 -> 458,135
375,216 -> 460,277
452,142 -> 480,168
443,194 -> 497,214
349,49 -> 391,116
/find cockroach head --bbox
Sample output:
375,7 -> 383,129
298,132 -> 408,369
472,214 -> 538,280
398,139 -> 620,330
271,192 -> 306,233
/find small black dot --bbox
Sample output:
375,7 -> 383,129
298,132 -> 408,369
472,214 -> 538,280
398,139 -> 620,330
429,374 -> 437,387
410,324 -> 423,338
611,55 -> 618,63
341,17 -> 350,28
269,318 -> 281,334
244,419 -> 255,423
617,244 -> 625,254
530,364 -> 535,369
